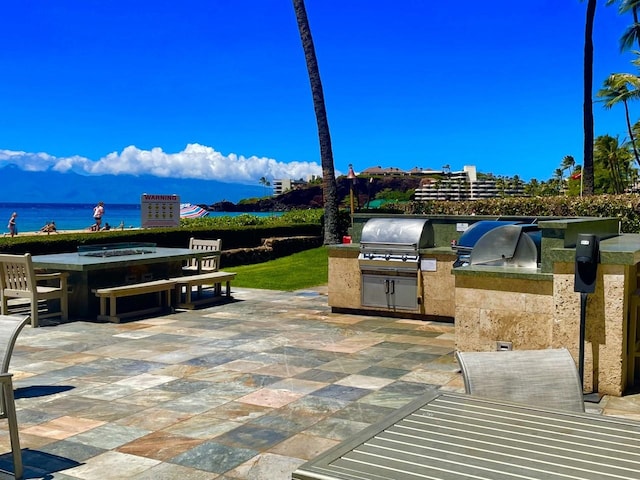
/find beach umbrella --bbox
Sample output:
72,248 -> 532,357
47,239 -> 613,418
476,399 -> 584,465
180,203 -> 209,218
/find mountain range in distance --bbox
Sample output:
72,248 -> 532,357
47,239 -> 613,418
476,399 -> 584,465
0,164 -> 265,205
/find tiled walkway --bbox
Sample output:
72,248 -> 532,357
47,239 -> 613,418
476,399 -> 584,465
0,287 -> 639,479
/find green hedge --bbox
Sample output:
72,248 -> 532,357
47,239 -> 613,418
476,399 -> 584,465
405,194 -> 640,233
0,224 -> 323,256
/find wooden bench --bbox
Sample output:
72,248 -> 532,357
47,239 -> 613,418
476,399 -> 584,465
171,271 -> 236,309
94,279 -> 176,323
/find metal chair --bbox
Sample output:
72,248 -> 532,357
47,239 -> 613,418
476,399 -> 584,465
455,348 -> 585,412
0,315 -> 29,479
183,238 -> 221,273
0,253 -> 68,328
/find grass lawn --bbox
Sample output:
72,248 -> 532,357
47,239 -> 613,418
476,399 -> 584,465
229,246 -> 328,291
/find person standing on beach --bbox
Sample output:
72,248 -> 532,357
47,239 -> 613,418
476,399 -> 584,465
7,212 -> 17,237
93,201 -> 104,230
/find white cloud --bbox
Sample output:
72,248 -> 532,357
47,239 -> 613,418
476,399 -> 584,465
0,144 -> 324,184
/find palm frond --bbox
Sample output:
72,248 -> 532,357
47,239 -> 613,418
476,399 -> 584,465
620,24 -> 640,51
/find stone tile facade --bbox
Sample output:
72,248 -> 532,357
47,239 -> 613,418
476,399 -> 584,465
455,263 -> 632,396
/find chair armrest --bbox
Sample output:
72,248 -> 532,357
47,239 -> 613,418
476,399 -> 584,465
36,272 -> 69,287
36,272 -> 69,280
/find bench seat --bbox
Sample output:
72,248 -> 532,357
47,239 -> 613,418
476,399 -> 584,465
171,271 -> 236,309
94,279 -> 176,323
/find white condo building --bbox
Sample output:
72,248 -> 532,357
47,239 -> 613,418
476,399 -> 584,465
413,165 -> 525,201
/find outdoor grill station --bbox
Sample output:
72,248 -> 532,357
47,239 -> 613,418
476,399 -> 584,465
358,217 -> 433,312
328,213 -> 640,397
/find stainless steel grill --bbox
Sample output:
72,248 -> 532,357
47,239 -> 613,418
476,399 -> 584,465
470,223 -> 540,267
454,220 -> 541,268
358,218 -> 433,312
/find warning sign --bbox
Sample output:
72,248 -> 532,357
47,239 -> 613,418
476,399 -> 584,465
140,193 -> 180,228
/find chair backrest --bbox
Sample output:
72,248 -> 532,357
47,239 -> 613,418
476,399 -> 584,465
0,316 -> 29,374
187,238 -> 221,271
455,348 -> 585,412
0,253 -> 36,294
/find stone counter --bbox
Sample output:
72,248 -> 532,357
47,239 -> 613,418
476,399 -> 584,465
452,234 -> 640,396
328,244 -> 457,320
333,215 -> 640,396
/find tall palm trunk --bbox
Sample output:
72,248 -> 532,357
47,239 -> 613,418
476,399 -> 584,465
292,0 -> 340,244
583,0 -> 597,196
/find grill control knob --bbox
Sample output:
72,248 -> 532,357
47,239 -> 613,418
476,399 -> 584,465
402,255 -> 407,261
385,254 -> 390,260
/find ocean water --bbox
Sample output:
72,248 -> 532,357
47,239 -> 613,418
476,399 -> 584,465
0,202 -> 275,234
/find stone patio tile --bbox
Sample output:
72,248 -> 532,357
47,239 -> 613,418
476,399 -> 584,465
61,451 -> 160,479
22,416 -> 106,440
70,423 -> 150,449
117,430 -> 206,460
237,389 -> 304,408
268,433 -> 340,460
169,441 -> 257,474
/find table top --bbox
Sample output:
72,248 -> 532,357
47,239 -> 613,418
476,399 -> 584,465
32,247 -> 214,272
293,391 -> 640,480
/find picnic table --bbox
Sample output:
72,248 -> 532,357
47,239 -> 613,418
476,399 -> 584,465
292,391 -> 640,480
32,247 -> 214,319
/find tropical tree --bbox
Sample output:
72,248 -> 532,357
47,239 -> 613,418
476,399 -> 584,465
524,178 -> 541,196
615,0 -> 640,49
596,73 -> 640,166
292,0 -> 340,244
561,155 -> 576,176
593,134 -> 633,193
582,0 -> 597,196
552,168 -> 565,194
258,176 -> 271,196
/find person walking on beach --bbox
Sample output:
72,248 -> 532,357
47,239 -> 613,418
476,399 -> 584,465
7,212 -> 17,237
92,201 -> 104,231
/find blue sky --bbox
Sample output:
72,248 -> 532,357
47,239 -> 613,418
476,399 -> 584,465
0,0 -> 638,202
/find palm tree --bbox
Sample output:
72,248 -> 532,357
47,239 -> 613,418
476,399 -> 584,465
582,0 -> 597,196
553,168 -> 565,194
258,176 -> 271,196
597,73 -> 640,167
561,155 -> 576,175
615,0 -> 640,49
594,134 -> 632,193
524,178 -> 541,196
292,0 -> 340,244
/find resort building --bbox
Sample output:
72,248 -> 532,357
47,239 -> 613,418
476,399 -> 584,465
274,165 -> 525,201
413,165 -> 526,201
272,178 -> 307,196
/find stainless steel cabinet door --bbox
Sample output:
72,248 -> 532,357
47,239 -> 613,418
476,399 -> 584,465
361,274 -> 418,311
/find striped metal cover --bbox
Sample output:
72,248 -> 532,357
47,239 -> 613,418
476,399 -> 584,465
293,392 -> 640,480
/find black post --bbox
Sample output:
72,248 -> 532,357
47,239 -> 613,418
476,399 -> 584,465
579,291 -> 588,387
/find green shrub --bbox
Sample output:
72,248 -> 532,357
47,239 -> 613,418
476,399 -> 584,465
405,194 -> 640,233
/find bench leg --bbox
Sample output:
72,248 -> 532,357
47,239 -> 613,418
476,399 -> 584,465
99,297 -> 107,317
165,289 -> 172,310
109,296 -> 117,319
174,285 -> 181,307
225,280 -> 231,297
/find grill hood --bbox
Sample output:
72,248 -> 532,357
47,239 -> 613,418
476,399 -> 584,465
360,218 -> 434,252
470,224 -> 541,268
